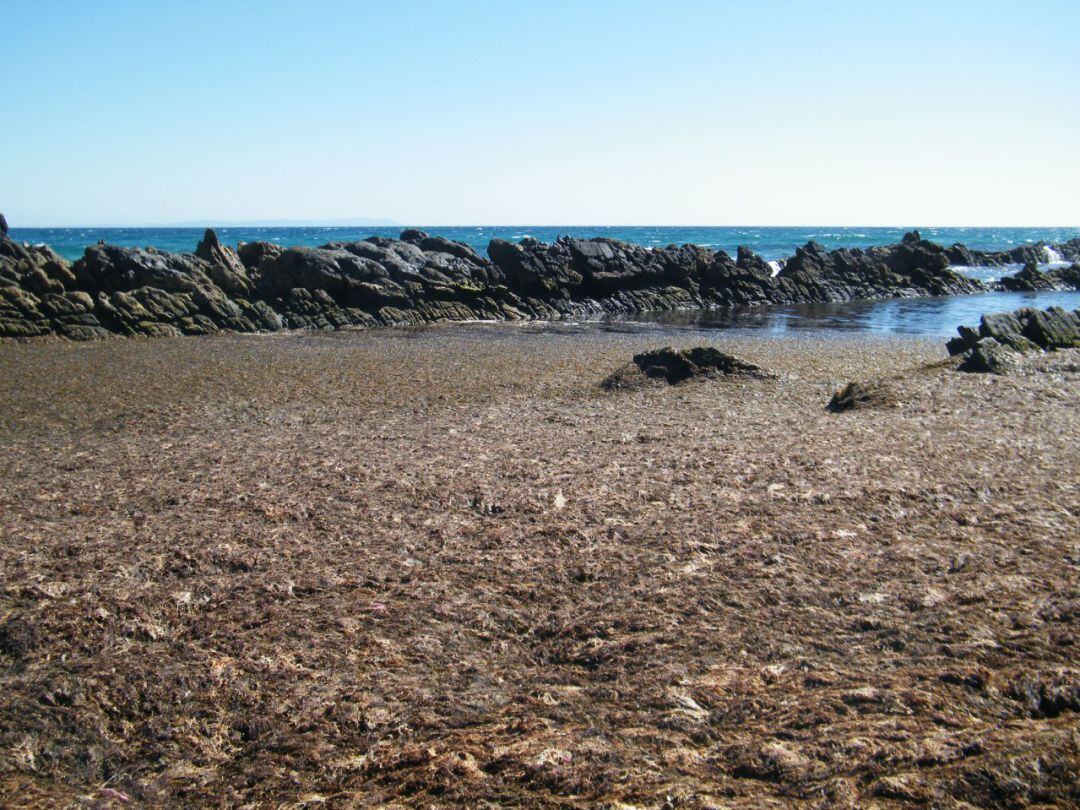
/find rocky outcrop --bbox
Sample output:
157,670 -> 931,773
0,220 -> 1074,341
71,242 -> 279,337
767,231 -> 982,303
252,234 -> 517,330
947,306 -> 1080,373
490,230 -> 983,313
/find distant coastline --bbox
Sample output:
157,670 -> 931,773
157,217 -> 402,228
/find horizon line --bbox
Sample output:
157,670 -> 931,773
8,223 -> 1080,230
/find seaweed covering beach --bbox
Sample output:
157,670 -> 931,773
0,326 -> 1077,807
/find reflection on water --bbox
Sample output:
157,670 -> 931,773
596,291 -> 1080,338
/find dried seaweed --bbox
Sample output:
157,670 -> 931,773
0,327 -> 1077,807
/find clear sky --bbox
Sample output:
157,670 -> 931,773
3,0 -> 1078,226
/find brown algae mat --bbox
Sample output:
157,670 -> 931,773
0,324 -> 1077,808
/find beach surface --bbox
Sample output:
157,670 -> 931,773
0,326 -> 1077,807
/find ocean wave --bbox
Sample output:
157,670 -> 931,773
1044,246 -> 1065,264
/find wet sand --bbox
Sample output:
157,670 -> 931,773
0,326 -> 1077,807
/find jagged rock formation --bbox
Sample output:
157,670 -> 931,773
1,217 -> 1076,341
947,306 -> 1080,373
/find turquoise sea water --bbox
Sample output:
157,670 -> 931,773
8,226 -> 1079,338
11,225 -> 1080,264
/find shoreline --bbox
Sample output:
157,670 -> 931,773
7,290 -> 1080,347
3,220 -> 1078,342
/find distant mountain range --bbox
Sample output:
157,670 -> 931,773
158,217 -> 401,228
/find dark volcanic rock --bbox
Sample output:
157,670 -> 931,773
0,213 -> 8,235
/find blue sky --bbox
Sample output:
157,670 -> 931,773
3,0 -> 1078,226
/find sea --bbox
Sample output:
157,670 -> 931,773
9,225 -> 1080,338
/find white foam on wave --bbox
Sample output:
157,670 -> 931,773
768,260 -> 783,277
1044,246 -> 1065,264
952,263 -> 1020,283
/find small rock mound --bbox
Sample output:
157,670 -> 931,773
603,346 -> 771,389
946,306 -> 1080,374
827,381 -> 895,412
